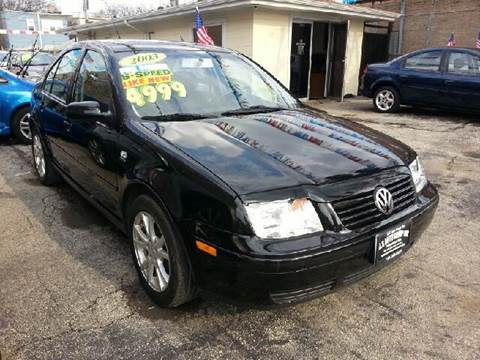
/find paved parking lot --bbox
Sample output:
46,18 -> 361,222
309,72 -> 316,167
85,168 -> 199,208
0,98 -> 479,359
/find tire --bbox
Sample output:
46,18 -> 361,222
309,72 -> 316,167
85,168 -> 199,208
127,194 -> 197,307
11,107 -> 32,144
373,86 -> 400,113
31,132 -> 62,186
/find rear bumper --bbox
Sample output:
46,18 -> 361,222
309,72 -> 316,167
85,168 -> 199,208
195,183 -> 439,305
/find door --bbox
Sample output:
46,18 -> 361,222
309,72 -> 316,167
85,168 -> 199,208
290,22 -> 312,98
40,49 -> 83,174
309,22 -> 329,98
328,23 -> 347,98
66,49 -> 118,210
397,50 -> 446,106
444,50 -> 480,110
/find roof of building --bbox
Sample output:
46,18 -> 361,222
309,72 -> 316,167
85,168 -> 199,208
77,39 -> 229,53
59,0 -> 400,34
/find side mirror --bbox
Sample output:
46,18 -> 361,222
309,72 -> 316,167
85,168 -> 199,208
66,101 -> 111,119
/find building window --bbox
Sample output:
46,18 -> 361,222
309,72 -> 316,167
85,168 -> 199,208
26,19 -> 35,31
193,24 -> 223,46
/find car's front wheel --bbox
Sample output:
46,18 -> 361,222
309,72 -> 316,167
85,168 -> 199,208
11,107 -> 32,144
127,194 -> 196,307
31,132 -> 61,186
373,87 -> 400,113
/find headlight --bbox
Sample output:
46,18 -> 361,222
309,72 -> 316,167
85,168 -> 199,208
244,198 -> 323,239
409,157 -> 427,193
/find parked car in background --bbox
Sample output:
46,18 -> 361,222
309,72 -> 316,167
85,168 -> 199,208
30,40 -> 438,307
0,68 -> 34,143
362,47 -> 480,113
11,51 -> 55,82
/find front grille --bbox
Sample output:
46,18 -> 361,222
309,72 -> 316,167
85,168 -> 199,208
332,175 -> 416,231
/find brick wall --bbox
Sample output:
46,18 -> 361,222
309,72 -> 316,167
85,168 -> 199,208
361,0 -> 480,53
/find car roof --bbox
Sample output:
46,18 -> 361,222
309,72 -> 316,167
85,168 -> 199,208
415,47 -> 480,52
78,39 -> 232,54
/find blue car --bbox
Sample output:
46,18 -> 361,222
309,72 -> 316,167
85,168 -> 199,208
0,68 -> 35,143
362,47 -> 480,113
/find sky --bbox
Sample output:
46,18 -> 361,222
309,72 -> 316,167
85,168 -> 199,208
56,0 -> 163,15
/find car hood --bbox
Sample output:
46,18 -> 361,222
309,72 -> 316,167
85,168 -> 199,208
140,109 -> 415,195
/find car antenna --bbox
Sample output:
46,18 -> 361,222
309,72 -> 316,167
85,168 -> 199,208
6,45 -> 13,71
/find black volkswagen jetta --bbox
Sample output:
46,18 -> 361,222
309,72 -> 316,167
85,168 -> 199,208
30,40 -> 439,307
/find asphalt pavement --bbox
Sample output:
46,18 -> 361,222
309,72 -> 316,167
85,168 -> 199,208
0,98 -> 479,359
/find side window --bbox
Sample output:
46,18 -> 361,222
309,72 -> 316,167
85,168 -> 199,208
404,51 -> 443,72
447,52 -> 480,75
73,50 -> 113,113
49,49 -> 82,102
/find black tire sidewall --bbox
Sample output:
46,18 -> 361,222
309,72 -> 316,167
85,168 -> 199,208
11,107 -> 31,144
373,87 -> 400,113
127,194 -> 193,307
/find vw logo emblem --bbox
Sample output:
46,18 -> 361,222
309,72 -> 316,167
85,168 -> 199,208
374,187 -> 394,215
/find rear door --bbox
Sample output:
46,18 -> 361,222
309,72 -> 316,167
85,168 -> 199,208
63,49 -> 119,210
39,49 -> 83,174
398,50 -> 446,106
444,50 -> 480,110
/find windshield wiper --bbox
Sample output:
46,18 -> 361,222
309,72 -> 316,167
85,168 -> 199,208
140,113 -> 218,121
221,106 -> 288,116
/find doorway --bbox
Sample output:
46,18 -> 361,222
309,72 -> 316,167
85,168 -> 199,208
289,22 -> 312,98
289,21 -> 347,99
328,23 -> 347,98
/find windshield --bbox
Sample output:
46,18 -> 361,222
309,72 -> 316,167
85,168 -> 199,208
115,49 -> 298,119
28,52 -> 54,66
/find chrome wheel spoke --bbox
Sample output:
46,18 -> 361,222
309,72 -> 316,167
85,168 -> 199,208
157,248 -> 169,261
19,114 -> 31,140
139,255 -> 150,272
153,234 -> 165,248
133,224 -> 150,247
141,213 -> 154,238
155,262 -> 168,290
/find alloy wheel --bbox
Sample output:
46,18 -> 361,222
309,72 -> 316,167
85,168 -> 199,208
375,90 -> 395,111
133,211 -> 171,292
19,113 -> 32,140
33,135 -> 46,178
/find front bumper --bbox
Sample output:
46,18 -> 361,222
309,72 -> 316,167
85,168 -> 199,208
194,183 -> 439,304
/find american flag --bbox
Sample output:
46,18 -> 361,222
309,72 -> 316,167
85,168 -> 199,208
447,33 -> 456,47
195,7 -> 214,46
476,32 -> 480,49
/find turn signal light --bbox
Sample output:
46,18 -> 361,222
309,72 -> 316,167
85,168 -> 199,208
195,240 -> 217,257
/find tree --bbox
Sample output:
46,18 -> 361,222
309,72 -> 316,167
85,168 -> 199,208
0,0 -> 53,12
100,4 -> 153,18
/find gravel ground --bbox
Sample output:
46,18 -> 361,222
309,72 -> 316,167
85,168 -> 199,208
0,98 -> 479,359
